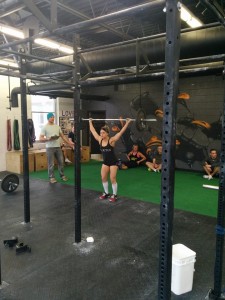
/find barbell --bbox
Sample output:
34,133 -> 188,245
82,109 -> 157,132
82,118 -> 157,121
1,173 -> 19,193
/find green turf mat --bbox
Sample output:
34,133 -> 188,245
30,160 -> 219,218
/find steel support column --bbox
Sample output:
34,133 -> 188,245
206,71 -> 225,300
20,51 -> 31,223
158,1 -> 181,299
73,34 -> 82,243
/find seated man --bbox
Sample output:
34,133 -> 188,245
146,145 -> 162,172
121,144 -> 146,169
61,143 -> 72,164
203,148 -> 220,180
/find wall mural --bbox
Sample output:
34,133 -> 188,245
111,91 -> 222,171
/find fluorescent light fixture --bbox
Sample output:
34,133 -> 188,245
34,38 -> 74,54
0,59 -> 18,68
58,45 -> 74,54
180,4 -> 203,28
0,23 -> 73,54
0,24 -> 24,39
35,38 -> 60,49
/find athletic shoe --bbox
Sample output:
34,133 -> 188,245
156,169 -> 161,173
208,175 -> 213,180
148,168 -> 152,172
61,175 -> 68,182
203,175 -> 209,179
50,178 -> 57,183
99,192 -> 110,199
109,194 -> 117,202
65,158 -> 72,163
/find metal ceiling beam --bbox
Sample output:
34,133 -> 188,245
50,0 -> 57,30
0,0 -> 165,50
22,0 -> 53,31
44,0 -> 134,40
0,3 -> 26,18
200,0 -> 225,26
0,48 -> 74,68
53,1 -> 165,35
0,0 -> 44,19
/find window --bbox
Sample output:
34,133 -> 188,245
31,95 -> 56,139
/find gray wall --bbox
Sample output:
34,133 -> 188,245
82,74 -> 224,171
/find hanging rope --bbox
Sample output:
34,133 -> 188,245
7,119 -> 12,151
13,119 -> 21,150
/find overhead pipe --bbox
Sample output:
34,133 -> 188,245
10,84 -> 110,106
9,62 -> 223,106
78,22 -> 220,54
10,84 -> 72,107
88,54 -> 225,77
30,90 -> 110,100
78,65 -> 224,87
26,25 -> 225,76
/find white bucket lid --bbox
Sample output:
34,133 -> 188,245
172,243 -> 196,260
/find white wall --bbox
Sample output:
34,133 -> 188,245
1,76 -> 32,171
58,97 -> 74,119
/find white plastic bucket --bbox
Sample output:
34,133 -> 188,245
171,243 -> 196,295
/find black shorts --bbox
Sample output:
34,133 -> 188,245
103,161 -> 118,167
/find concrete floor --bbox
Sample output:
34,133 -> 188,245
0,174 -> 223,300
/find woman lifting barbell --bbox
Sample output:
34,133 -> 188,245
89,118 -> 132,202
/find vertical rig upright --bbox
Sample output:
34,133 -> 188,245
73,34 -> 82,243
207,67 -> 225,299
158,1 -> 181,299
20,51 -> 31,223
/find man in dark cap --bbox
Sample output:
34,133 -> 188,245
39,113 -> 74,183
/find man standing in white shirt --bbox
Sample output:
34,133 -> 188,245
39,113 -> 74,183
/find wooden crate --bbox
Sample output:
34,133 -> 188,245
32,150 -> 48,171
64,147 -> 90,163
6,151 -> 34,174
81,146 -> 90,163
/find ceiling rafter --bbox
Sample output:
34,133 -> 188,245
88,0 -> 96,18
22,0 -> 53,31
43,0 -> 134,41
